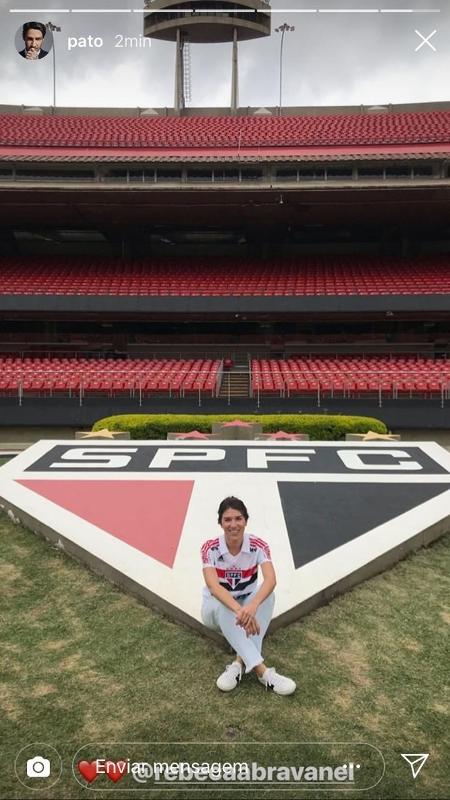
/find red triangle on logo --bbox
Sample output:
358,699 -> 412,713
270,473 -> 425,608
17,479 -> 194,568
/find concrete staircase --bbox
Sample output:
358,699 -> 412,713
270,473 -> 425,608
218,367 -> 250,399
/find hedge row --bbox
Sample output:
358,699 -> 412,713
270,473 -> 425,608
93,413 -> 387,440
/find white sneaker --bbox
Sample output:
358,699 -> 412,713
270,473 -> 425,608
216,660 -> 243,692
258,667 -> 296,696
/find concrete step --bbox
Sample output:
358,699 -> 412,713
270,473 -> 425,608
219,372 -> 250,398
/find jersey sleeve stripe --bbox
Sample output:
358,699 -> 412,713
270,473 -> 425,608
249,536 -> 271,559
201,537 -> 219,563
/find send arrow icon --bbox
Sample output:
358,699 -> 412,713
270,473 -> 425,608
401,754 -> 429,779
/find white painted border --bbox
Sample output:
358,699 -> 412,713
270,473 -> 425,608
1,440 -> 449,626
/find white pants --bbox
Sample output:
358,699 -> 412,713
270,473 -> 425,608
201,590 -> 275,673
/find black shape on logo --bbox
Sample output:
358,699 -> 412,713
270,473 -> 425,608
278,482 -> 450,568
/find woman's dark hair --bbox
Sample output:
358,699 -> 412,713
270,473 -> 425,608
23,21 -> 46,39
218,497 -> 249,524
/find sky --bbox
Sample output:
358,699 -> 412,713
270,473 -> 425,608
0,0 -> 449,109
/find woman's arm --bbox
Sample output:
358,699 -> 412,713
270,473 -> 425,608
203,566 -> 242,614
235,561 -> 276,633
251,561 -> 277,608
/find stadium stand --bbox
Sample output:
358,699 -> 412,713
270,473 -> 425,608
1,110 -> 449,151
1,255 -> 450,296
1,353 -> 449,403
0,357 -> 222,398
251,356 -> 450,399
1,101 -> 449,424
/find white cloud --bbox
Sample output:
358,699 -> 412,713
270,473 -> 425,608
63,60 -> 169,107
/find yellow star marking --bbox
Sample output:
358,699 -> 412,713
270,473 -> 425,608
78,429 -> 116,439
362,431 -> 398,441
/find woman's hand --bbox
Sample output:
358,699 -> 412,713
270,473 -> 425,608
235,602 -> 260,637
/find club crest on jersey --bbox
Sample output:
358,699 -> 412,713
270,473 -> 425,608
225,570 -> 243,589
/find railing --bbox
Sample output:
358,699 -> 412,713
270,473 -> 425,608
1,367 -> 449,408
2,345 -> 447,363
145,9 -> 270,26
251,369 -> 450,408
215,360 -> 224,401
252,347 -> 449,359
0,368 -> 223,408
0,348 -> 117,360
0,165 -> 445,186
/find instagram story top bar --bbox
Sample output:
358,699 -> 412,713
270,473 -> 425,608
8,7 -> 443,13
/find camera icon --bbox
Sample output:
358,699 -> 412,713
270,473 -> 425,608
26,756 -> 51,778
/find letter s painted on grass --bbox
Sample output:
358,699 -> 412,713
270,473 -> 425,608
50,447 -> 137,469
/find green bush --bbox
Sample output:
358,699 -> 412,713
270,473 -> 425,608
93,413 -> 387,440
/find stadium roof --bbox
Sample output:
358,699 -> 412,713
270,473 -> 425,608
1,106 -> 449,163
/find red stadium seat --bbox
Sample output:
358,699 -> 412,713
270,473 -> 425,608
0,255 -> 448,297
250,357 -> 450,400
0,357 -> 222,400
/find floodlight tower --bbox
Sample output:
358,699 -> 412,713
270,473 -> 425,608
144,0 -> 271,113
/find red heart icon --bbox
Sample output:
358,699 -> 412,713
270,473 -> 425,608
78,760 -> 98,783
105,761 -> 128,783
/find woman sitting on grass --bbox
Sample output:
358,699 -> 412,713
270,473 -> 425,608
201,496 -> 296,695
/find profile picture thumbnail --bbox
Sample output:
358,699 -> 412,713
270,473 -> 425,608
17,21 -> 53,60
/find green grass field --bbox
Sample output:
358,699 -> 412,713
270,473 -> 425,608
0,512 -> 449,800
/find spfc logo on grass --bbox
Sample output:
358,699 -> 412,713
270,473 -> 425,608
1,441 -> 449,632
